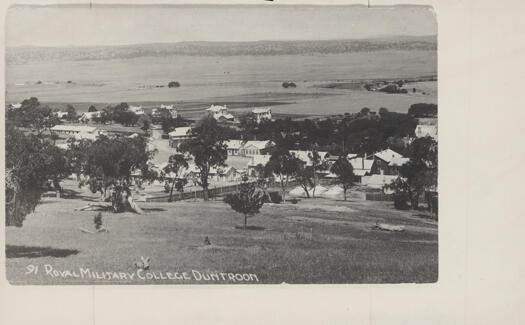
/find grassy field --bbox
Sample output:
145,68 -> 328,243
6,51 -> 436,116
5,194 -> 438,285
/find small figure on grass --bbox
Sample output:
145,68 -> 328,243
79,212 -> 109,233
223,175 -> 265,230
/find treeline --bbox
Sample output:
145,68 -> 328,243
7,36 -> 436,63
238,107 -> 421,156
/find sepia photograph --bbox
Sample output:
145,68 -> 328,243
5,3 -> 438,284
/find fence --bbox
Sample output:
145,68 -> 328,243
146,182 -> 252,203
365,192 -> 393,201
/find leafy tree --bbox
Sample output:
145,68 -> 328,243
360,107 -> 371,115
88,105 -> 98,112
162,154 -> 189,202
224,176 -> 265,230
330,155 -> 356,201
295,163 -> 314,198
308,148 -> 326,198
396,137 -> 438,209
113,111 -> 139,126
179,117 -> 228,201
408,103 -> 437,117
6,97 -> 59,132
5,125 -> 70,226
66,104 -> 77,121
168,81 -> 181,88
74,135 -> 158,212
265,147 -> 302,202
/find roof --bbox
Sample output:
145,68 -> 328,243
243,140 -> 273,150
206,105 -> 228,112
225,140 -> 244,150
81,111 -> 102,119
160,104 -> 176,110
389,157 -> 410,167
252,108 -> 271,114
10,103 -> 22,109
51,125 -> 98,133
374,149 -> 404,163
290,150 -> 329,165
168,127 -> 192,137
348,157 -> 374,171
248,154 -> 271,167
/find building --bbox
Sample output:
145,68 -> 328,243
51,125 -> 103,140
206,105 -> 234,122
239,140 -> 273,156
55,111 -> 69,119
168,127 -> 193,148
129,105 -> 145,115
252,108 -> 272,123
153,104 -> 178,118
290,150 -> 329,166
225,140 -> 244,156
347,154 -> 375,181
246,154 -> 271,177
8,103 -> 22,109
79,111 -> 103,123
370,149 -> 409,176
415,124 -> 438,140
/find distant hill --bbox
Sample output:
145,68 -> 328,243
6,36 -> 436,64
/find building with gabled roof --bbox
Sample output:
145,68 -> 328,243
252,107 -> 272,123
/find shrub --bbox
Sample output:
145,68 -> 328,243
393,192 -> 410,210
168,81 -> 181,88
268,191 -> 283,204
282,81 -> 296,88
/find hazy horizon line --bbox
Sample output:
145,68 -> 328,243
6,34 -> 437,49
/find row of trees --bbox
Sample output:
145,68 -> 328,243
238,107 -> 419,156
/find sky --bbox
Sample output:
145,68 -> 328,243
5,4 -> 437,47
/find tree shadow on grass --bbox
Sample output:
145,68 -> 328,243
142,208 -> 166,212
234,225 -> 266,231
6,245 -> 80,258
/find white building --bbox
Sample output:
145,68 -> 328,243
51,125 -> 103,140
153,104 -> 178,118
415,124 -> 438,140
8,103 -> 22,109
168,127 -> 193,148
225,140 -> 244,156
206,105 -> 234,122
246,154 -> 271,177
252,107 -> 272,123
129,105 -> 145,115
79,111 -> 103,123
56,111 -> 69,119
238,140 -> 273,156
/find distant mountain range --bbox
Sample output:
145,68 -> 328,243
6,36 -> 436,64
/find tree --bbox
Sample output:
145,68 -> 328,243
5,125 -> 70,226
408,103 -> 437,117
330,155 -> 355,201
265,147 -> 302,202
296,163 -> 314,198
73,135 -> 158,212
308,148 -> 326,198
396,137 -> 438,209
113,111 -> 139,126
224,176 -> 265,230
42,145 -> 72,197
66,104 -> 77,122
179,117 -> 228,201
168,81 -> 181,88
6,97 -> 59,132
88,105 -> 98,112
360,107 -> 371,116
162,154 -> 189,202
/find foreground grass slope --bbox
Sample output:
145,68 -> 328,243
6,197 -> 437,284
